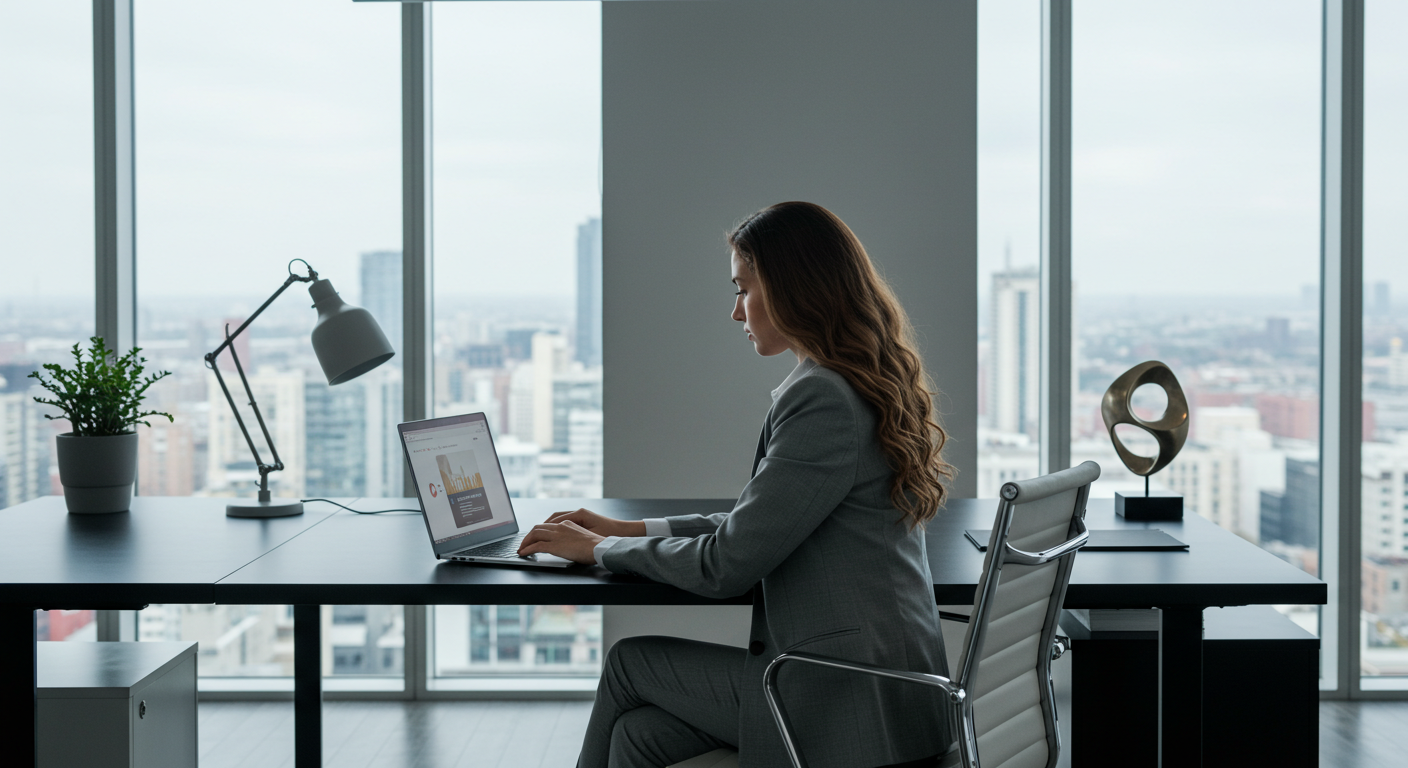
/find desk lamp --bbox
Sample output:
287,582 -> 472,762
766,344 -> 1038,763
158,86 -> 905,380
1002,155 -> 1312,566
206,259 -> 395,518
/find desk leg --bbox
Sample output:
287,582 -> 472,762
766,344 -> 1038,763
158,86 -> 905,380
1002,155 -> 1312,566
294,605 -> 322,768
0,607 -> 36,768
1160,607 -> 1203,767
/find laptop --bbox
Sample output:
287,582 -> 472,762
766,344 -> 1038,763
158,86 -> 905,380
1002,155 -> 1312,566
398,411 -> 572,568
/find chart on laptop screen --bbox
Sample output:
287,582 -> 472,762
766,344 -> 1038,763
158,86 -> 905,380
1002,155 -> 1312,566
435,450 -> 490,526
404,417 -> 516,545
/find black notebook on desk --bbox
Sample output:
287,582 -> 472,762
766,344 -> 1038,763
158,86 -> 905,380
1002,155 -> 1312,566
964,529 -> 1188,552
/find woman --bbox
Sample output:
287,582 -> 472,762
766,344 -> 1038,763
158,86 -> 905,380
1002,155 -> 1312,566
518,201 -> 954,768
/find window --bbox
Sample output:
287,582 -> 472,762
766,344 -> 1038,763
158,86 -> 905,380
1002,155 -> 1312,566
1069,1 -> 1322,635
1,3 -> 96,642
133,0 -> 404,683
1361,0 -> 1408,684
430,0 -> 603,681
976,0 -> 1042,496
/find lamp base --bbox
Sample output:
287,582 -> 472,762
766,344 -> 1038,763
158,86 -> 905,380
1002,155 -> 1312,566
1115,490 -> 1183,521
227,499 -> 305,518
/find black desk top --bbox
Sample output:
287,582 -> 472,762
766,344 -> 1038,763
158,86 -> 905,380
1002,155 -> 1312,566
0,496 -> 336,607
933,498 -> 1325,608
0,496 -> 1325,610
216,497 -> 1326,609
216,499 -> 747,606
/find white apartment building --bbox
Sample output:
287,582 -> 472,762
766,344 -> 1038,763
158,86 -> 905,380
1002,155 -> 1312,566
206,367 -> 306,497
989,268 -> 1040,438
531,332 -> 568,450
0,386 -> 50,507
1363,438 -> 1408,558
1163,443 -> 1240,534
569,408 -> 604,498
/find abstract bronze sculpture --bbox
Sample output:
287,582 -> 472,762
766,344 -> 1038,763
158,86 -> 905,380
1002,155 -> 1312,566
1101,360 -> 1188,520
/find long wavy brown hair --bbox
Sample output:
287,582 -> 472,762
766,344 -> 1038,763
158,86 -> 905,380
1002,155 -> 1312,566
728,201 -> 953,528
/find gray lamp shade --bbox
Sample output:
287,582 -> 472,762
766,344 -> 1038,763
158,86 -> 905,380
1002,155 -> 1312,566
308,278 -> 396,385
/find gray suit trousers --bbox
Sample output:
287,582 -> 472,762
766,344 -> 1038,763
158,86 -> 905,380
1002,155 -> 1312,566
579,636 -> 742,768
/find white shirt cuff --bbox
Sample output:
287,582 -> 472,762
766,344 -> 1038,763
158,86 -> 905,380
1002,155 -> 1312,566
642,518 -> 672,537
593,536 -> 622,567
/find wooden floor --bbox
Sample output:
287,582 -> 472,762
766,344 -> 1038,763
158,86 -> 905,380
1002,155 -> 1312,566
199,699 -> 1408,768
1320,701 -> 1408,768
200,701 -> 592,768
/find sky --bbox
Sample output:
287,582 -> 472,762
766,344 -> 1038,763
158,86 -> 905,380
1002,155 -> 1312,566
979,0 -> 1406,299
2,0 -> 1405,305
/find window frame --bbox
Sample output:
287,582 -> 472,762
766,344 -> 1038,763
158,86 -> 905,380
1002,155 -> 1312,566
79,0 -> 1383,700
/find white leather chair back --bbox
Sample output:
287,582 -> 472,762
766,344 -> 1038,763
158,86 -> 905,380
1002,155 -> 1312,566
954,461 -> 1097,768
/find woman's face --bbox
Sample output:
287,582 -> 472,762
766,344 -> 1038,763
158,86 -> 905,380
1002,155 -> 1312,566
731,250 -> 792,357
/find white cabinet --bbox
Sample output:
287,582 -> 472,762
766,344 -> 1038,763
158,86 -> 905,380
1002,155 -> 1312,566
37,641 -> 197,768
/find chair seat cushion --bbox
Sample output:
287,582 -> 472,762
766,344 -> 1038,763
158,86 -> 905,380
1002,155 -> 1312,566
668,748 -> 739,768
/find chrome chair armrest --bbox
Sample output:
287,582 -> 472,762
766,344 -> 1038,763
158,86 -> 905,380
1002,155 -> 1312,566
763,652 -> 964,768
1003,516 -> 1089,566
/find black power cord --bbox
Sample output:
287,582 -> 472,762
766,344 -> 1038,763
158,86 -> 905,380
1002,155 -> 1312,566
301,498 -> 421,515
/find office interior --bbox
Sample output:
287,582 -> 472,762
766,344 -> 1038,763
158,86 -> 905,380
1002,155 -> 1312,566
1,0 -> 1404,766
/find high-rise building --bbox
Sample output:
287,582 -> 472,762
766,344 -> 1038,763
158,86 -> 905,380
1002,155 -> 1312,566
206,367 -> 306,498
1163,444 -> 1240,534
504,329 -> 538,361
1362,440 -> 1408,558
553,368 -> 602,452
137,419 -> 196,497
990,267 -> 1040,438
1389,338 -> 1408,389
360,251 -> 404,497
532,333 -> 567,450
1260,457 -> 1320,549
360,251 -> 402,357
568,409 -> 604,498
305,379 -> 366,497
329,604 -> 404,676
1373,280 -> 1391,316
0,376 -> 53,508
576,217 -> 602,367
495,435 -> 541,498
1255,393 -> 1318,441
508,362 -> 537,445
360,366 -> 403,498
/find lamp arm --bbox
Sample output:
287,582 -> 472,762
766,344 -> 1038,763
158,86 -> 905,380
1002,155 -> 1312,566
227,323 -> 286,475
209,351 -> 272,478
203,262 -> 317,500
204,269 -> 314,364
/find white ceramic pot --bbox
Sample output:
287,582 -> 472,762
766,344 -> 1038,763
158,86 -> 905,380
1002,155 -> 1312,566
56,432 -> 138,514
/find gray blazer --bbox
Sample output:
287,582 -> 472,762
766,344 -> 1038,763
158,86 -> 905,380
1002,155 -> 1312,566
601,358 -> 952,768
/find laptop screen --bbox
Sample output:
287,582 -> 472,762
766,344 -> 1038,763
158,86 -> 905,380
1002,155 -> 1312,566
399,412 -> 519,555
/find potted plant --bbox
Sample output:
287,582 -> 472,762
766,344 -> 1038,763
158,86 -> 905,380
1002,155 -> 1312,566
29,337 -> 172,514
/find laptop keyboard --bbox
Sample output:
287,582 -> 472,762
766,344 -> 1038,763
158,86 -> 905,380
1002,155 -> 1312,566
455,535 -> 527,559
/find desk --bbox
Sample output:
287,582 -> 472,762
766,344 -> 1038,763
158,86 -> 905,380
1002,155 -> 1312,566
1,496 -> 1325,767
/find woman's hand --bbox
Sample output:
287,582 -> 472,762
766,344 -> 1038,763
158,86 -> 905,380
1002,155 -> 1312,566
517,520 -> 605,565
542,508 -> 646,539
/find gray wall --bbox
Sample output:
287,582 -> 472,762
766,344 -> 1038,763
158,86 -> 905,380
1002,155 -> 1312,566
603,0 -> 978,500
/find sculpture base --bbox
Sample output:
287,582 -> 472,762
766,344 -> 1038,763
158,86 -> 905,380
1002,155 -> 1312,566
227,499 -> 304,518
1116,490 -> 1183,521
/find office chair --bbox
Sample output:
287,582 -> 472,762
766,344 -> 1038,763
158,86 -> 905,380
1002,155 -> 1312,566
762,460 -> 1099,768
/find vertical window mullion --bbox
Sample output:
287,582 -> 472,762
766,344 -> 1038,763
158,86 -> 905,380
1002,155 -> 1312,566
402,0 -> 433,441
402,1 -> 433,698
94,0 -> 137,644
94,0 -> 135,356
1039,0 -> 1073,476
1322,0 -> 1365,698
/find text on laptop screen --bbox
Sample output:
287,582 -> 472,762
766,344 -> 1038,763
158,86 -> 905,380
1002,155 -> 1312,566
403,418 -> 516,546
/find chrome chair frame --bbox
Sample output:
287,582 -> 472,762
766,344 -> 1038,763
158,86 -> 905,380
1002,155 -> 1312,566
763,468 -> 1094,768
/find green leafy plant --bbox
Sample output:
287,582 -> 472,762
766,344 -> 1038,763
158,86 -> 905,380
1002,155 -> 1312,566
28,336 -> 174,437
